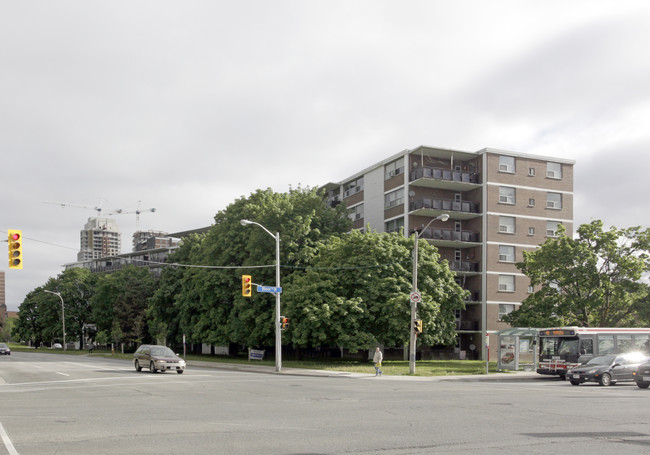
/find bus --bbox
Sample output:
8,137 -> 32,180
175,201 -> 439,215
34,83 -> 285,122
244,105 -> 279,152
537,327 -> 650,377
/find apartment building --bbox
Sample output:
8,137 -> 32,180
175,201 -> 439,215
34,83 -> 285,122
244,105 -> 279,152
77,217 -> 122,261
324,145 -> 574,359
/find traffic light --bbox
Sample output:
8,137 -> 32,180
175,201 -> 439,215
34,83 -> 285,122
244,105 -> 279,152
8,229 -> 22,269
280,316 -> 289,330
242,275 -> 252,297
414,319 -> 423,334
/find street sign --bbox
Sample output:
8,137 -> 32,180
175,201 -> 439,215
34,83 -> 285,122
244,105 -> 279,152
410,292 -> 421,303
257,285 -> 282,294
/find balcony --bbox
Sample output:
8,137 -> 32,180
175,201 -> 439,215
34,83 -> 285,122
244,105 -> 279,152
464,291 -> 481,303
410,166 -> 481,191
449,260 -> 480,274
456,320 -> 480,331
410,198 -> 481,220
415,227 -> 480,246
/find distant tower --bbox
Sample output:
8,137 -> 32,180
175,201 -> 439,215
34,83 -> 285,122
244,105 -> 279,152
78,217 -> 122,261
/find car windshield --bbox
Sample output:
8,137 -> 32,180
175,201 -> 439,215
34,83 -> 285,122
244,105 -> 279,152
0,343 -> 7,348
151,347 -> 176,357
586,355 -> 615,365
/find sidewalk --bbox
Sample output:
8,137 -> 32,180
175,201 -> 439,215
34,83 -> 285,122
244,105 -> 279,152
186,359 -> 542,382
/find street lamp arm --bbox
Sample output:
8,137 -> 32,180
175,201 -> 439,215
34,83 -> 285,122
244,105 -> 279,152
240,219 -> 276,240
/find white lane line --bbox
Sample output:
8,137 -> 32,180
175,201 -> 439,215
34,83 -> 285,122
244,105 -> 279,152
0,421 -> 19,455
56,372 -> 70,377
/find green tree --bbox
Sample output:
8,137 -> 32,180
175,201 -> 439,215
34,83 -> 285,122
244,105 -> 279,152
13,268 -> 97,347
12,289 -> 48,346
91,265 -> 157,346
283,229 -> 467,350
147,186 -> 351,349
504,221 -> 650,327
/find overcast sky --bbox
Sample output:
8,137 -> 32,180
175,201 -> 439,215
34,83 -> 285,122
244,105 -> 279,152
2,1 -> 650,311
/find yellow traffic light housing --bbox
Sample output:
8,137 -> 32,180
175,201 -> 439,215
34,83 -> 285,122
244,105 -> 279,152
281,316 -> 289,330
8,229 -> 22,269
414,319 -> 423,334
242,275 -> 252,297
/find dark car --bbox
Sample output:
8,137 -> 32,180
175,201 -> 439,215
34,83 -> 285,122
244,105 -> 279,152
567,353 -> 648,386
0,343 -> 10,355
633,362 -> 650,389
134,344 -> 186,374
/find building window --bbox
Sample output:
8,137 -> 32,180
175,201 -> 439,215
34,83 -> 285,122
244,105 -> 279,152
343,177 -> 364,198
348,204 -> 364,221
499,186 -> 515,204
499,156 -> 515,173
546,221 -> 560,237
528,167 -> 536,177
546,192 -> 562,209
528,285 -> 534,293
384,188 -> 404,209
498,245 -> 515,263
528,227 -> 535,236
528,198 -> 535,207
498,304 -> 515,320
499,216 -> 515,234
455,249 -> 462,262
385,159 -> 404,180
454,193 -> 461,202
385,217 -> 404,234
498,275 -> 515,292
547,162 -> 562,179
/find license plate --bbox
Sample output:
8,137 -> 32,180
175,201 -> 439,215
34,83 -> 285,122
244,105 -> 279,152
573,374 -> 580,379
643,376 -> 650,382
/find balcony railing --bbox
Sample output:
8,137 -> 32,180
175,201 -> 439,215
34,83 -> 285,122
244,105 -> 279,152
455,320 -> 480,331
410,198 -> 480,214
415,227 -> 480,243
464,291 -> 481,302
410,166 -> 480,184
449,261 -> 480,273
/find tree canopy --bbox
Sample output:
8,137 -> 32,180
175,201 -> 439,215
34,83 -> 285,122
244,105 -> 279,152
504,220 -> 650,328
283,229 -> 467,351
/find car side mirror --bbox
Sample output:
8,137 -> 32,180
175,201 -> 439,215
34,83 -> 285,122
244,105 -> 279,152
613,363 -> 621,367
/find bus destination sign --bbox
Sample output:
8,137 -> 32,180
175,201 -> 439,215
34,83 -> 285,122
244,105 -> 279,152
541,329 -> 576,337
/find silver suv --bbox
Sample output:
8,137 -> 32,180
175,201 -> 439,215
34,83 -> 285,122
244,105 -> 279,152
134,344 -> 186,374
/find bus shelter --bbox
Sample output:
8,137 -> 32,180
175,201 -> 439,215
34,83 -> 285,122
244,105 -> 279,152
496,328 -> 539,371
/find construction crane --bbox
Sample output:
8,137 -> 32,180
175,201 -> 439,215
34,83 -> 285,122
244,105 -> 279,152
44,200 -> 106,217
109,203 -> 156,232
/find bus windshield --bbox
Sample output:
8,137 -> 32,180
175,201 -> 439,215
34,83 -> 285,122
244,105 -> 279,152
541,337 -> 579,357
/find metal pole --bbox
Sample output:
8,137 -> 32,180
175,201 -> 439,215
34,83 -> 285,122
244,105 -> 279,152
44,290 -> 65,351
275,232 -> 282,373
409,213 -> 449,375
410,233 -> 419,374
240,219 -> 282,373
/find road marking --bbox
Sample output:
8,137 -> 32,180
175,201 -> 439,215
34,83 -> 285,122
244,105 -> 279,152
0,421 -> 19,455
56,372 -> 70,376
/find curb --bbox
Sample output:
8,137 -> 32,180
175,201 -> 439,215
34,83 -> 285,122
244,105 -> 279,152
186,360 -> 544,382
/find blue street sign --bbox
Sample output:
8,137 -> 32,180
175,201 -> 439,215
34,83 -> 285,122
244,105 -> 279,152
257,285 -> 282,294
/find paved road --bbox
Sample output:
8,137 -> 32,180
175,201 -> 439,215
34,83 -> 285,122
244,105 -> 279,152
1,352 -> 650,454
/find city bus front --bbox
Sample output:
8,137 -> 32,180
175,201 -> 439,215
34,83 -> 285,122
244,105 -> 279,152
537,328 -> 582,377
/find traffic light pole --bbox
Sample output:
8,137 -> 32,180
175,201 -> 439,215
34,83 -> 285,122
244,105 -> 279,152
240,219 -> 282,373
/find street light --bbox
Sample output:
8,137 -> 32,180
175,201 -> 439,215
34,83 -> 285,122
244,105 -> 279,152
44,290 -> 66,351
240,219 -> 282,372
410,213 -> 449,374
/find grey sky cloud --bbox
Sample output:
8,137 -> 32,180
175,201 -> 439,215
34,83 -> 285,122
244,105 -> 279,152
2,1 -> 650,311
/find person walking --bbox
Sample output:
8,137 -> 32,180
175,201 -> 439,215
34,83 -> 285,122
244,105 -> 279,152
373,347 -> 383,376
